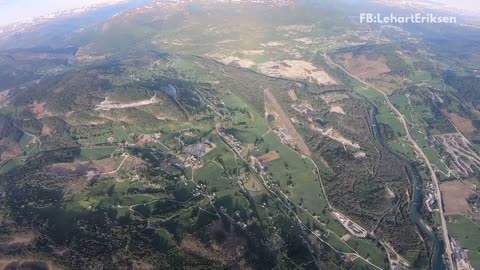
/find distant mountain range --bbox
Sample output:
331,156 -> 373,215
0,0 -> 153,50
0,0 -> 132,28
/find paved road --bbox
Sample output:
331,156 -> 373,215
323,54 -> 454,269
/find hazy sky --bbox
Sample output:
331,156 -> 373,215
0,0 -> 479,26
0,0 -> 125,26
435,0 -> 480,11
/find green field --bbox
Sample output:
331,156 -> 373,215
78,146 -> 118,161
221,90 -> 331,218
410,71 -> 432,83
376,104 -> 406,137
0,158 -> 25,175
448,215 -> 480,269
346,238 -> 388,269
215,88 -> 390,267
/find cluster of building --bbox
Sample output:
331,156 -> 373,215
183,155 -> 204,170
451,239 -> 475,270
192,183 -> 208,198
424,182 -> 437,212
425,193 -> 436,213
332,211 -> 368,238
219,206 -> 248,229
181,140 -> 217,170
217,128 -> 243,152
291,103 -> 315,115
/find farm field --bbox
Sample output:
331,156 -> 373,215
447,215 -> 480,269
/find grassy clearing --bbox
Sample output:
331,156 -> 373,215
0,157 -> 25,175
78,146 -> 117,161
447,215 -> 480,269
222,93 -> 268,143
376,103 -> 406,137
195,162 -> 235,193
325,233 -> 354,253
122,194 -> 161,206
350,258 -> 380,270
346,238 -> 388,269
410,71 -> 432,83
424,147 -> 449,176
390,95 -> 409,113
219,88 -> 361,257
388,139 -> 416,159
223,92 -> 323,214
355,86 -> 383,100
255,131 -> 329,213
65,180 -> 167,215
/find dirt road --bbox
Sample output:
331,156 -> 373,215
264,88 -> 311,156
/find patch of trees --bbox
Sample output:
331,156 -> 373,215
444,71 -> 480,109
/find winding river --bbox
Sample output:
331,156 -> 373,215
370,106 -> 445,270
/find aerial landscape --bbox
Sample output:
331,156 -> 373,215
0,0 -> 479,269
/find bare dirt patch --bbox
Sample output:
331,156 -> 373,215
309,125 -> 360,149
260,41 -> 285,47
277,25 -> 314,33
265,89 -> 312,156
74,54 -> 107,63
41,125 -> 54,137
354,151 -> 367,158
31,101 -> 54,119
0,258 -> 61,270
385,186 -> 396,199
440,181 -> 476,215
330,106 -> 345,115
341,234 -> 352,242
137,134 -> 154,145
241,50 -> 265,56
64,111 -> 74,118
287,90 -> 298,102
342,53 -> 391,80
216,39 -> 237,44
321,93 -> 349,104
446,112 -> 478,134
7,232 -> 34,246
294,37 -> 318,45
95,96 -> 159,111
207,54 -> 256,68
0,138 -> 22,161
51,158 -> 125,194
48,159 -> 119,177
258,151 -> 280,163
258,60 -> 337,85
